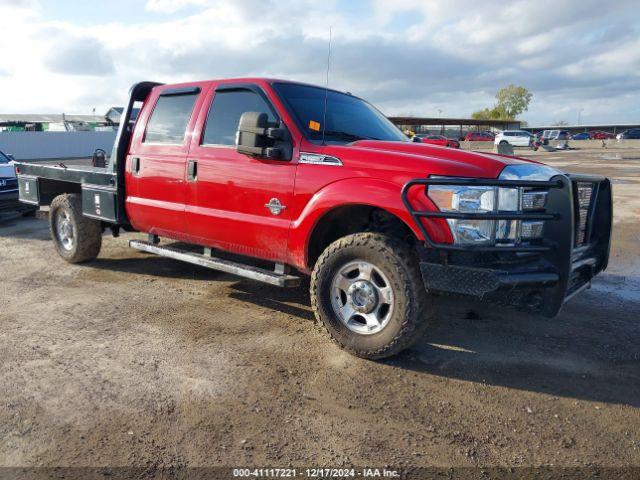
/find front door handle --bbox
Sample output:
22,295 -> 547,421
131,157 -> 140,175
187,160 -> 198,181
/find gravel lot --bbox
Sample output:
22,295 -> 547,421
0,147 -> 638,474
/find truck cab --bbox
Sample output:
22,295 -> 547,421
15,78 -> 613,359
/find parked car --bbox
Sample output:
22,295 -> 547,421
14,78 -> 613,359
414,134 -> 460,148
616,129 -> 640,140
0,150 -> 36,218
464,132 -> 494,141
572,132 -> 591,140
494,130 -> 535,147
590,131 -> 615,140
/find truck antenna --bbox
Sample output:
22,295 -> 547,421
321,26 -> 332,146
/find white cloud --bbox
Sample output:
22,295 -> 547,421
0,0 -> 638,125
45,37 -> 114,76
145,0 -> 208,14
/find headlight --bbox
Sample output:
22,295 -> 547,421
427,164 -> 560,246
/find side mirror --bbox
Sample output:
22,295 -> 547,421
236,112 -> 287,160
412,136 -> 422,143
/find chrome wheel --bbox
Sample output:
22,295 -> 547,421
56,210 -> 75,251
330,260 -> 394,335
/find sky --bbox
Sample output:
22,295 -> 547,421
0,0 -> 638,125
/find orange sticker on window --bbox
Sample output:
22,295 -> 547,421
309,120 -> 321,131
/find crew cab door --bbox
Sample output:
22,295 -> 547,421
185,84 -> 297,262
125,86 -> 202,238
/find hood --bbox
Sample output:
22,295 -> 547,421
0,162 -> 16,178
324,140 -> 541,179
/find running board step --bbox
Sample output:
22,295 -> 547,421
129,240 -> 301,287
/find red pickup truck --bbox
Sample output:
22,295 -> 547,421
15,78 -> 612,359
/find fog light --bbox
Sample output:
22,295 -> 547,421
521,221 -> 544,239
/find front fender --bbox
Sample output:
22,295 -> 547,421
287,177 -> 449,272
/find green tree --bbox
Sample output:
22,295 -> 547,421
471,85 -> 532,120
471,108 -> 494,120
471,105 -> 507,120
495,85 -> 532,119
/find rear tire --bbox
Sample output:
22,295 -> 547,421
49,193 -> 102,263
310,232 -> 433,359
499,140 -> 508,145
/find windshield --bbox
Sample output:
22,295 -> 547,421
272,82 -> 408,144
0,151 -> 10,163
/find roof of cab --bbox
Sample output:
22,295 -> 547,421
151,77 -> 351,96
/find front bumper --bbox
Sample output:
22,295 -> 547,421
402,174 -> 613,317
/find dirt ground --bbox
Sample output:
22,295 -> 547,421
0,147 -> 639,474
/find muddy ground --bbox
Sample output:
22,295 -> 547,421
0,147 -> 638,473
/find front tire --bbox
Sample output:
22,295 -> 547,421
49,193 -> 102,263
499,140 -> 508,145
310,233 -> 433,359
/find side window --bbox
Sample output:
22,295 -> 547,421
144,93 -> 198,145
202,89 -> 276,146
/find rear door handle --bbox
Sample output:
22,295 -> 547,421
131,157 -> 140,175
187,160 -> 198,181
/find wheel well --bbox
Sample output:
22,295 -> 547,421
307,205 -> 415,269
39,179 -> 81,205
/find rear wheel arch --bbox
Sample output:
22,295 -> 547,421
39,178 -> 82,205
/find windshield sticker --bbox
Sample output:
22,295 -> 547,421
309,120 -> 321,132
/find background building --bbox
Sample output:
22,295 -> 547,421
523,123 -> 640,136
389,117 -> 522,139
0,108 -> 129,132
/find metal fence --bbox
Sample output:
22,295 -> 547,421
0,131 -> 117,160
